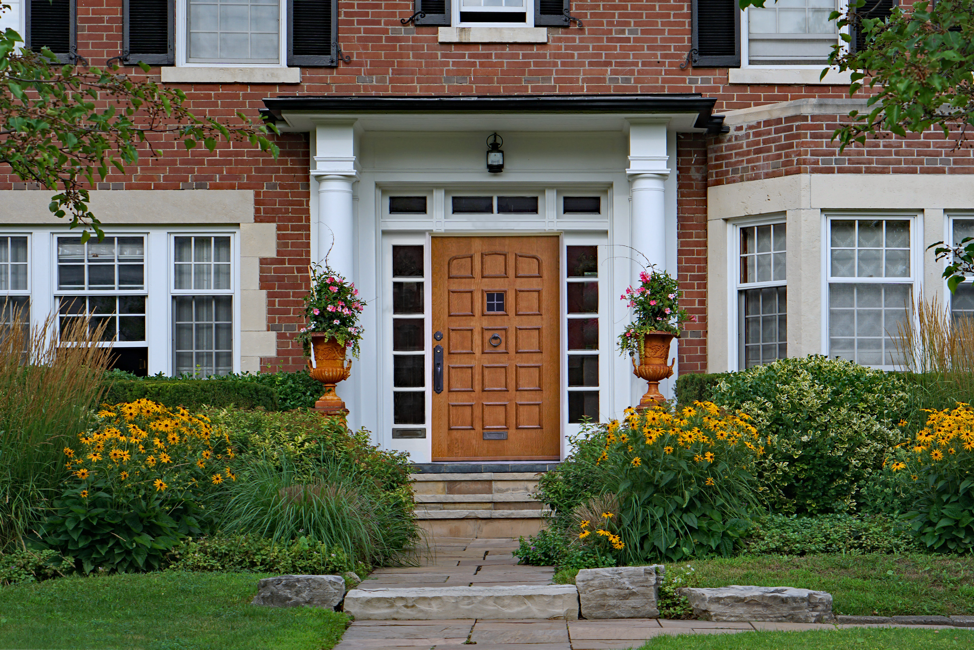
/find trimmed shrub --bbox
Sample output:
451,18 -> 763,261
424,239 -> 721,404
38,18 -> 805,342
168,534 -> 368,578
102,379 -> 278,412
710,356 -> 912,515
675,372 -> 727,405
743,514 -> 919,556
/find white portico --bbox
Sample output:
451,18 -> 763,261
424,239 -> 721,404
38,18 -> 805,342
262,95 -> 723,462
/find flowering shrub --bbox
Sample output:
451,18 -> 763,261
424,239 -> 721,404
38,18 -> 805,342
711,356 -> 912,515
600,403 -> 762,562
895,404 -> 974,553
618,266 -> 692,357
37,399 -> 234,573
296,264 -> 366,357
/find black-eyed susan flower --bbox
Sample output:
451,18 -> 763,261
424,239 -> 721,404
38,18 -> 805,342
153,479 -> 167,492
211,474 -> 224,485
63,447 -> 74,458
119,471 -> 129,481
76,469 -> 89,480
159,453 -> 172,464
80,490 -> 88,499
579,530 -> 591,540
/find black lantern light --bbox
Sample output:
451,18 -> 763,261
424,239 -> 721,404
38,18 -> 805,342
486,133 -> 504,173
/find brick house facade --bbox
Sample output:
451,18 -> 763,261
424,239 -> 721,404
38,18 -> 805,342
1,0 -> 969,462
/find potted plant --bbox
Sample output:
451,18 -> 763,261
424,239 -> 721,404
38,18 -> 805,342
618,265 -> 693,408
295,264 -> 366,415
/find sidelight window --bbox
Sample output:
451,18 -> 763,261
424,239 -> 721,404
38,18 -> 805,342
566,245 -> 599,423
391,244 -> 427,436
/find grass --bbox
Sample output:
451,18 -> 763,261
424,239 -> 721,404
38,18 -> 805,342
0,571 -> 349,650
638,627 -> 974,649
555,554 -> 974,616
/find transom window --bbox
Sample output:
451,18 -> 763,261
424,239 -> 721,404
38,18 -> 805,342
737,222 -> 787,369
451,195 -> 540,215
828,218 -> 914,368
746,0 -> 838,65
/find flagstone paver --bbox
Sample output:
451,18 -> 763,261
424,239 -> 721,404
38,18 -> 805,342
332,537 -> 974,650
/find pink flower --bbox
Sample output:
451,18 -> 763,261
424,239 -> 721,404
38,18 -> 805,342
333,320 -> 340,325
329,286 -> 338,293
649,300 -> 657,306
639,271 -> 650,283
691,315 -> 698,322
664,308 -> 671,314
343,308 -> 350,315
620,294 -> 627,301
327,305 -> 336,312
338,301 -> 344,307
668,293 -> 676,299
353,289 -> 359,296
347,341 -> 353,347
312,308 -> 320,315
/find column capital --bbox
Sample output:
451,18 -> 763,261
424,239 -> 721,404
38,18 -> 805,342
312,158 -> 358,178
626,163 -> 670,179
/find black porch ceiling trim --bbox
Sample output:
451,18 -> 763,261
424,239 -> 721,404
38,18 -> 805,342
260,94 -> 727,134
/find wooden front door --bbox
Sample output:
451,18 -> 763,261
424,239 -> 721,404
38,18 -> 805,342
431,236 -> 560,461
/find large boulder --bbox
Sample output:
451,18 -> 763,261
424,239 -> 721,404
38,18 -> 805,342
575,565 -> 664,619
677,586 -> 834,623
252,575 -> 346,609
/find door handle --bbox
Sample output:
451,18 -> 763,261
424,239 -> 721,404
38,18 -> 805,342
433,344 -> 444,394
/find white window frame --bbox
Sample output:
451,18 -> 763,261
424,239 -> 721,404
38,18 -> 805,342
728,216 -> 788,372
0,233 -> 32,327
946,213 -> 974,318
174,0 -> 288,68
823,213 -> 921,371
453,0 -> 534,28
741,0 -> 849,69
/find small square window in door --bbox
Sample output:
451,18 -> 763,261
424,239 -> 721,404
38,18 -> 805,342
485,292 -> 505,313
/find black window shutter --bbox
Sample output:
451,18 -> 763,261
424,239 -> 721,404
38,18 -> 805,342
413,0 -> 450,26
26,0 -> 76,63
853,0 -> 895,53
691,0 -> 740,68
288,0 -> 338,66
536,0 -> 569,27
123,0 -> 174,65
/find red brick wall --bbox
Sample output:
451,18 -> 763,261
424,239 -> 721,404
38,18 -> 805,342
676,133 -> 708,374
709,115 -> 974,187
0,0 -> 937,371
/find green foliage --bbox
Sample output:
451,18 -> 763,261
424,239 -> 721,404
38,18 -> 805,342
710,356 -> 912,514
219,457 -> 417,569
533,425 -> 611,532
513,529 -> 616,571
0,311 -> 111,552
605,405 -> 761,563
101,379 -> 278,411
0,18 -> 278,235
638,627 -> 974,649
0,548 -> 71,586
674,372 -> 727,405
657,564 -> 698,619
908,476 -> 974,554
168,534 -> 368,578
743,514 -> 920,556
36,480 -> 208,574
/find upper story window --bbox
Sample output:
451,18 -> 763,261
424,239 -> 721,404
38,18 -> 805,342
746,0 -> 837,65
187,0 -> 281,64
412,0 -> 571,28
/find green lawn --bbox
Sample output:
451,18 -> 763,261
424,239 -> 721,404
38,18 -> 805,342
0,571 -> 349,650
686,554 -> 974,617
639,627 -> 974,649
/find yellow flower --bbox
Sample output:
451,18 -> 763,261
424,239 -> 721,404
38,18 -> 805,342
704,452 -> 715,463
109,449 -> 124,462
612,542 -> 625,550
97,410 -> 116,418
580,520 -> 590,529
160,453 -> 172,464
911,474 -> 919,481
579,530 -> 591,540
596,529 -> 610,537
664,446 -> 674,455
931,450 -> 944,461
196,459 -> 206,469
202,450 -> 211,460
211,474 -> 224,485
898,419 -> 908,427
601,512 -> 613,519
76,468 -> 89,480
890,462 -> 906,472
145,455 -> 157,467
225,467 -> 233,477
63,447 -> 74,458
119,471 -> 129,481
80,490 -> 88,499
87,453 -> 102,462
948,448 -> 956,455
631,457 -> 642,467
693,455 -> 703,463
705,477 -> 715,486
153,479 -> 167,492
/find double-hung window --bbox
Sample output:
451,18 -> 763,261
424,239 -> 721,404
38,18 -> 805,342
186,0 -> 282,64
828,217 -> 914,368
55,236 -> 148,374
949,217 -> 974,320
0,236 -> 30,330
736,222 -> 787,368
171,235 -> 234,377
745,0 -> 837,65
412,0 -> 571,27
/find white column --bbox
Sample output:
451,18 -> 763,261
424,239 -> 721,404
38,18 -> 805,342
312,121 -> 358,280
317,175 -> 355,279
630,173 -> 668,271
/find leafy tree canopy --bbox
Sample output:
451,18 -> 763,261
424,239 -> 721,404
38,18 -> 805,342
1,6 -> 279,240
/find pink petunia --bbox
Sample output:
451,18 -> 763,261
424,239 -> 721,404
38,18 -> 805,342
313,308 -> 320,315
649,300 -> 657,306
664,308 -> 671,314
333,319 -> 340,325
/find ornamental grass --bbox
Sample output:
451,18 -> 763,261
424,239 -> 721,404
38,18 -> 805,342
0,305 -> 112,552
593,402 -> 763,563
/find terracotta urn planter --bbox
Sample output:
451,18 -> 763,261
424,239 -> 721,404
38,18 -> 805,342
632,331 -> 677,410
307,334 -> 352,415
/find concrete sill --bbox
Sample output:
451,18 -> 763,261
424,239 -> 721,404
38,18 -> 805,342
161,67 -> 302,84
438,27 -> 548,44
728,67 -> 852,86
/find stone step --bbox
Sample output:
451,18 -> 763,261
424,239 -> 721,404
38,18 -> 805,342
415,509 -> 548,519
344,585 -> 579,620
414,492 -> 542,511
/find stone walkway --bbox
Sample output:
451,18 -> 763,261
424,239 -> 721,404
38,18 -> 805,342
336,538 -> 973,650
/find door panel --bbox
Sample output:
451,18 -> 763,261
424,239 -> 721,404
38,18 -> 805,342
431,236 -> 560,461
